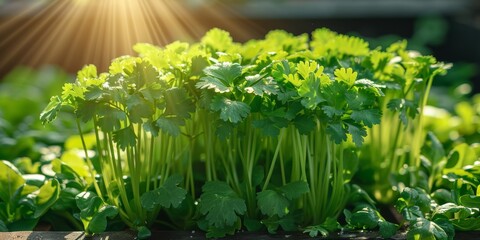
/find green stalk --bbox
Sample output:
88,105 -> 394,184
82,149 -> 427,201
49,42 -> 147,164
75,118 -> 103,200
262,129 -> 285,191
410,74 -> 435,167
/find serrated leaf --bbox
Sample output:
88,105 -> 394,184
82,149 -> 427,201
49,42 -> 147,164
350,109 -> 381,127
210,96 -> 250,123
334,68 -> 357,86
96,105 -> 125,132
85,85 -> 104,100
253,116 -> 288,137
126,94 -> 154,123
141,175 -> 187,211
354,79 -> 385,96
346,123 -> 367,147
298,78 -> 326,108
293,114 -> 316,135
201,61 -> 242,88
346,89 -> 375,110
156,117 -> 180,137
199,181 -> 246,228
244,75 -> 278,96
113,126 -> 136,150
261,214 -> 297,234
164,87 -> 194,119
303,218 -> 339,237
322,105 -> 344,118
143,120 -> 160,137
74,100 -> 97,123
326,122 -> 347,144
279,181 -> 309,200
40,96 -> 62,124
196,76 -> 230,93
77,64 -> 98,82
257,190 -> 290,217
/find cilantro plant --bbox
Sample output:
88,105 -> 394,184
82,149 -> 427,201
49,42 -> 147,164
40,44 -> 207,237
193,28 -> 384,237
313,29 -> 454,203
38,27 -> 456,238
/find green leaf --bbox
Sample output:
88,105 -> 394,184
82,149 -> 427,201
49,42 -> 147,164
112,126 -> 136,150
326,122 -> 347,144
350,109 -> 381,128
451,217 -> 480,231
77,64 -> 98,81
201,28 -> 234,52
137,226 -> 152,239
293,114 -> 316,135
156,117 -> 180,137
334,68 -> 357,86
0,160 -> 25,203
346,89 -> 375,110
84,85 -> 104,101
261,214 -> 297,234
40,96 -> 62,124
322,106 -> 344,118
197,62 -> 242,93
279,181 -> 310,200
459,195 -> 480,208
243,217 -> 263,232
76,100 -> 98,123
346,123 -> 367,147
196,76 -> 230,93
33,179 -> 60,218
164,87 -> 194,119
253,115 -> 289,137
257,190 -> 290,217
434,218 -> 455,240
141,175 -> 187,211
244,75 -> 278,97
199,181 -> 246,228
210,96 -> 250,123
88,205 -> 118,234
143,120 -> 160,137
378,221 -> 398,238
303,218 -> 339,237
126,94 -> 154,123
345,206 -> 379,229
407,218 -> 448,240
76,191 -> 118,234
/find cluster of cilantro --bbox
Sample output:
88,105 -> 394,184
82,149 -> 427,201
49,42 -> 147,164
40,28 -> 448,238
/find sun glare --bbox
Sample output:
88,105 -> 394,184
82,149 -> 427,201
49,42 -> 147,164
0,0 -> 259,76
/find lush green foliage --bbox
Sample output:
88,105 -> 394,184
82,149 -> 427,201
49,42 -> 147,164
0,26 -> 472,239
